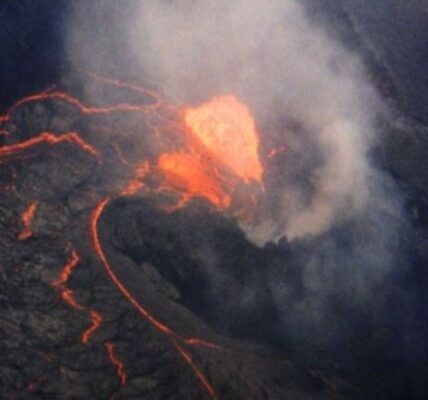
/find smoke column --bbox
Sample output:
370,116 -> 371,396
67,0 -> 408,387
122,0 -> 393,244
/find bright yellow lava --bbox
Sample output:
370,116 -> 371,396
184,95 -> 263,184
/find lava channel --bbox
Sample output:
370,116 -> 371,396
0,77 -> 269,399
105,342 -> 127,386
51,249 -> 103,345
90,197 -> 217,399
0,131 -> 99,162
18,201 -> 39,241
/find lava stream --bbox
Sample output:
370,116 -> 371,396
0,131 -> 99,161
184,338 -> 227,351
0,89 -> 168,125
84,70 -> 162,105
0,81 -> 267,399
52,250 -> 103,344
105,342 -> 127,386
90,198 -> 217,399
81,311 -> 103,345
112,143 -> 129,165
18,201 -> 38,240
173,340 -> 217,399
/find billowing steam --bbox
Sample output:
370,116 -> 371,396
127,0 -> 382,243
66,0 -> 406,296
67,0 -> 394,244
66,0 -> 407,375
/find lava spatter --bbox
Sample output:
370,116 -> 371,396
151,94 -> 265,214
184,95 -> 263,184
267,144 -> 286,159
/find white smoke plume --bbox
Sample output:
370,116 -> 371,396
125,0 -> 383,243
66,0 -> 409,377
66,0 -> 403,249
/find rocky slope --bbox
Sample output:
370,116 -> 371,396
0,88 -> 350,399
1,1 -> 428,399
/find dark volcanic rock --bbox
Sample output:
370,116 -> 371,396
2,2 -> 428,400
0,96 -> 348,400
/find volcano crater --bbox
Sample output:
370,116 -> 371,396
100,196 -> 293,347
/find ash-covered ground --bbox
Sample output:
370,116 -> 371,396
1,1 -> 428,400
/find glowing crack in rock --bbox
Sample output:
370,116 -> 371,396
0,74 -> 273,399
51,250 -> 103,345
105,342 -> 127,386
18,201 -> 39,240
90,197 -> 217,399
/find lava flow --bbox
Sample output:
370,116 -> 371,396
0,131 -> 99,161
18,201 -> 39,240
90,197 -> 217,398
157,152 -> 231,209
51,250 -> 103,345
0,73 -> 270,399
0,90 -> 157,125
184,95 -> 263,184
155,95 -> 264,213
105,342 -> 127,386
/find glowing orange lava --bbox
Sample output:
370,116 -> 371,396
105,342 -> 127,386
18,201 -> 39,240
0,90 -> 156,124
112,143 -> 129,165
120,161 -> 150,197
52,250 -> 103,344
173,340 -> 217,399
90,199 -> 174,336
90,198 -> 217,399
84,70 -> 161,105
0,77 -> 261,399
0,132 -> 99,161
81,311 -> 103,345
184,95 -> 263,184
158,152 -> 231,209
184,338 -> 227,351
